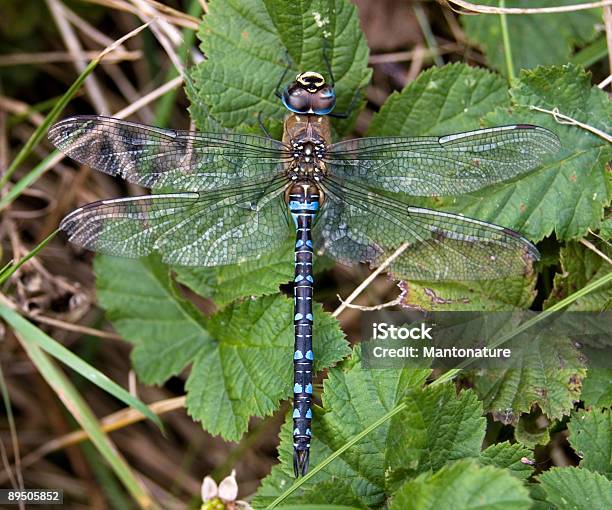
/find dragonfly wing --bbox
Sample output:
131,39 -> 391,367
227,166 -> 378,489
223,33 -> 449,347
60,178 -> 291,266
325,125 -> 560,196
314,177 -> 538,280
49,116 -> 289,191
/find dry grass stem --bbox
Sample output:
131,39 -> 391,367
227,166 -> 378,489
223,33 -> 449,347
445,0 -> 612,14
113,75 -> 183,118
369,43 -> 463,64
61,5 -> 123,48
96,19 -> 153,60
0,51 -> 141,67
138,0 -> 201,26
83,0 -> 199,30
130,0 -> 184,47
25,313 -> 123,340
336,295 -> 402,311
0,97 -> 46,125
332,243 -> 409,318
46,0 -> 109,115
598,74 -> 612,88
580,238 -> 612,265
0,397 -> 186,485
530,105 -> 612,143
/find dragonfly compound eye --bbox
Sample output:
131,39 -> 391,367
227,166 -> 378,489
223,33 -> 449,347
282,84 -> 311,114
310,85 -> 336,115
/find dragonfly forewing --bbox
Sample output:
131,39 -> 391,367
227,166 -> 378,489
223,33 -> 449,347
49,116 -> 291,191
325,125 -> 560,196
316,177 -> 538,280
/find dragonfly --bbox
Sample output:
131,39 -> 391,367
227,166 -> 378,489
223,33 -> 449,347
49,70 -> 560,477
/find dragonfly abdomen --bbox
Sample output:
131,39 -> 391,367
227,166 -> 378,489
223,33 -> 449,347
288,182 -> 319,477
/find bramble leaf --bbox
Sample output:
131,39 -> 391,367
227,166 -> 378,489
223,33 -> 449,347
479,442 -> 535,480
95,255 -> 211,385
96,256 -> 348,441
386,383 -> 486,483
191,0 -> 371,134
174,238 -> 294,307
390,459 -> 532,510
185,294 -> 348,439
368,63 -> 542,310
472,337 -> 585,425
368,63 -> 510,136
462,0 -> 600,76
254,349 -> 430,508
568,408 -> 612,479
538,467 -> 612,510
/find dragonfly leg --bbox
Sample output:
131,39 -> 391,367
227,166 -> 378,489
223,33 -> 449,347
322,37 -> 336,87
274,50 -> 294,99
257,111 -> 273,138
328,88 -> 360,119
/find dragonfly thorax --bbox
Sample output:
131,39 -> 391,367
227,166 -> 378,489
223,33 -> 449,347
288,139 -> 326,181
283,114 -> 332,183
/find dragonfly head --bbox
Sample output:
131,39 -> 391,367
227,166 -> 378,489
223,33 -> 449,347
282,71 -> 336,115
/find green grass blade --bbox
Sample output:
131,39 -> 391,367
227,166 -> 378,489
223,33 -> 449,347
0,151 -> 60,211
0,304 -> 163,431
0,229 -> 59,285
6,322 -> 160,509
0,60 -> 99,189
499,0 -> 515,81
572,36 -> 609,67
0,21 -> 152,197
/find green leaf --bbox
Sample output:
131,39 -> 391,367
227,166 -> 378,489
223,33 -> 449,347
568,408 -> 612,479
191,0 -> 371,134
481,64 -> 612,242
186,294 -> 349,440
472,333 -> 586,424
174,238 -> 294,307
96,256 -> 348,442
254,349 -> 430,508
386,383 -> 486,482
368,63 -> 509,137
515,414 -> 551,448
368,63 -> 541,310
399,274 -> 537,311
381,64 -> 611,248
462,0 -> 600,76
544,242 -> 612,311
479,442 -> 535,480
538,467 -> 612,510
390,459 -> 532,510
413,64 -> 612,247
581,369 -> 612,407
95,255 -> 211,385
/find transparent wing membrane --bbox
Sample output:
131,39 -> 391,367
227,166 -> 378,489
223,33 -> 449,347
325,125 -> 560,196
315,177 -> 538,280
60,178 -> 291,266
51,115 -> 551,279
49,116 -> 290,191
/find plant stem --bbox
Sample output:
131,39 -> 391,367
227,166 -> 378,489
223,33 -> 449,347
499,0 -> 515,81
